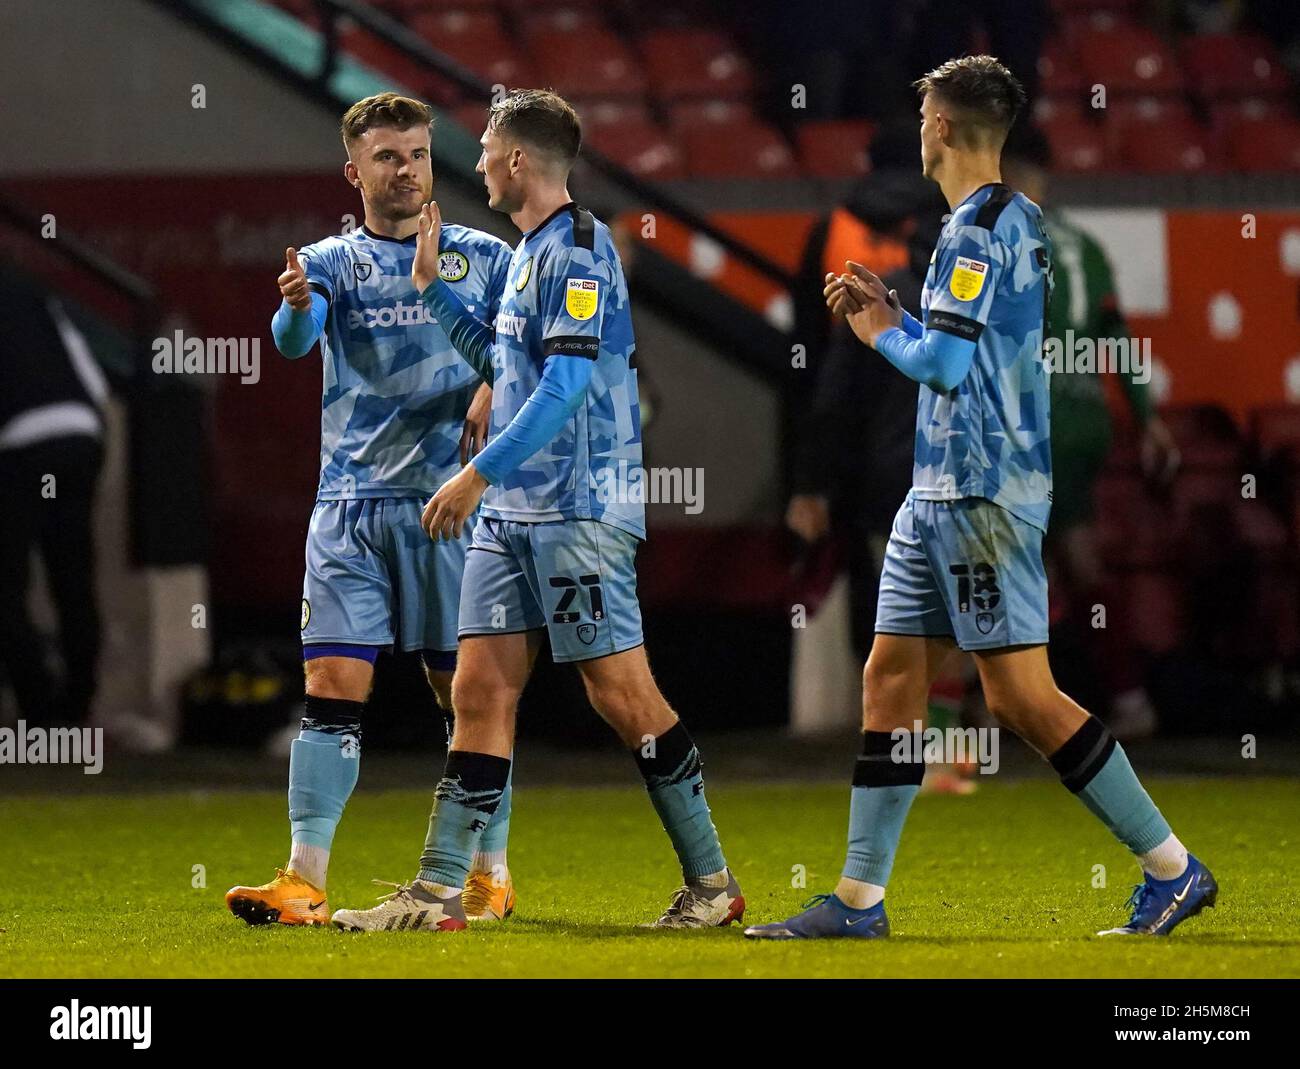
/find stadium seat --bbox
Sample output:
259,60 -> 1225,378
572,98 -> 653,131
1182,33 -> 1290,100
338,28 -> 460,106
1208,98 -> 1294,153
681,120 -> 799,179
584,120 -> 686,179
1126,571 -> 1184,654
1119,117 -> 1216,173
1033,93 -> 1086,126
1228,117 -> 1300,171
1250,405 -> 1300,455
641,29 -> 753,101
407,9 -> 503,46
1037,37 -> 1088,96
668,99 -> 756,131
452,101 -> 490,135
1041,114 -> 1113,172
518,5 -> 609,40
796,120 -> 873,178
408,16 -> 537,89
1077,24 -> 1184,95
531,30 -> 648,99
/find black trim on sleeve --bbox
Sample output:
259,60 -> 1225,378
308,281 -> 332,306
543,335 -> 600,359
927,309 -> 984,341
973,184 -> 1015,231
568,204 -> 596,251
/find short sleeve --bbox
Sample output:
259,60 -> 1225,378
924,225 -> 1004,343
538,246 -> 609,360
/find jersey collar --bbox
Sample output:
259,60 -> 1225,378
523,201 -> 576,241
361,224 -> 418,245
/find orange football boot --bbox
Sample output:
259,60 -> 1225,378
226,868 -> 329,926
461,870 -> 515,922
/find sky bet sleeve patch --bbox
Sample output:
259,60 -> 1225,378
565,277 -> 600,321
949,256 -> 989,302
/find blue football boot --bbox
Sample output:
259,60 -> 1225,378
1098,854 -> 1218,936
743,893 -> 889,940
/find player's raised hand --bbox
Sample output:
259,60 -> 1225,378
278,247 -> 311,311
412,200 -> 443,293
839,265 -> 902,348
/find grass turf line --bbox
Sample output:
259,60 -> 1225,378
1,778 -> 1296,978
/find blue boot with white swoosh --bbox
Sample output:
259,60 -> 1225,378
1098,854 -> 1218,936
743,893 -> 889,940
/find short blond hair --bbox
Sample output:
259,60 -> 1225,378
340,92 -> 433,147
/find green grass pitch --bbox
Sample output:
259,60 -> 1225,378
2,777 -> 1296,978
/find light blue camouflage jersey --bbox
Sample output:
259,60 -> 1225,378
298,223 -> 512,499
485,202 -> 644,539
914,183 -> 1053,531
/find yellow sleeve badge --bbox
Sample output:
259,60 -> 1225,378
565,277 -> 600,321
948,256 -> 989,302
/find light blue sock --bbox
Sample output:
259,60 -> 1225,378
288,728 -> 361,851
477,771 -> 512,856
842,784 -> 921,885
1075,745 -> 1172,855
417,751 -> 511,887
635,724 -> 727,880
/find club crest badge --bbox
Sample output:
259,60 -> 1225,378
438,250 -> 469,282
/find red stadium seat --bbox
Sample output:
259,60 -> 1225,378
681,121 -> 799,179
1077,25 -> 1184,95
1182,33 -> 1290,99
1250,405 -> 1300,455
452,101 -> 490,136
338,29 -> 459,106
641,29 -> 753,101
584,120 -> 686,179
667,99 -> 756,131
1118,117 -> 1216,173
1228,117 -> 1300,171
1127,571 -> 1184,654
1037,37 -> 1087,96
796,120 -> 873,178
407,9 -> 503,46
518,6 -> 609,40
408,10 -> 534,89
531,30 -> 647,99
1208,98 -> 1294,153
1041,114 -> 1113,172
1033,93 -> 1086,126
572,98 -> 653,131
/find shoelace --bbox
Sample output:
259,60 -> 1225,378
660,886 -> 695,918
1124,882 -> 1155,921
801,893 -> 833,911
371,878 -> 413,904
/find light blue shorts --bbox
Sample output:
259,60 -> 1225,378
875,493 -> 1049,651
300,497 -> 469,654
458,518 -> 644,663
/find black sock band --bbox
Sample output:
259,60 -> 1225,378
852,729 -> 925,788
437,750 -> 512,814
1049,715 -> 1116,792
302,695 -> 364,736
634,721 -> 700,784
